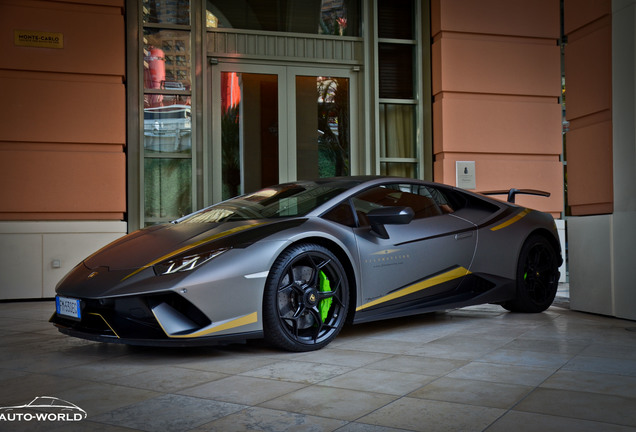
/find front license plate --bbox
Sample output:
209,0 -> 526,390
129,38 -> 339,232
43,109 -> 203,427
56,296 -> 82,320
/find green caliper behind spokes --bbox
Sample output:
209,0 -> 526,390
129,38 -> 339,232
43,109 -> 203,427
318,271 -> 333,322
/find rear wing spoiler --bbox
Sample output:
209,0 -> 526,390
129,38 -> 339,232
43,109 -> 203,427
479,189 -> 550,204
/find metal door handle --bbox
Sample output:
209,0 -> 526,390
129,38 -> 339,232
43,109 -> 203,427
455,232 -> 473,240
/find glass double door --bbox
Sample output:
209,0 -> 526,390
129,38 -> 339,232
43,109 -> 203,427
210,63 -> 357,202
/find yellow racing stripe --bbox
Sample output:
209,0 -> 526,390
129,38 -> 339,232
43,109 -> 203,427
121,222 -> 268,281
356,267 -> 470,312
155,311 -> 258,338
88,312 -> 120,338
490,208 -> 530,231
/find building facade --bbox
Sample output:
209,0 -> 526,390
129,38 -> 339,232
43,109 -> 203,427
1,0 -> 634,321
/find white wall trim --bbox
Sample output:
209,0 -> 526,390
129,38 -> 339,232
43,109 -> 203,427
0,221 -> 128,300
0,221 -> 127,234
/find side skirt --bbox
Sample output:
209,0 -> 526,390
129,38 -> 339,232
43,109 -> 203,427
352,273 -> 515,324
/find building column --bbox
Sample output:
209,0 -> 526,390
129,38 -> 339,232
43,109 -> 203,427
430,0 -> 563,217
0,1 -> 127,299
568,0 -> 636,320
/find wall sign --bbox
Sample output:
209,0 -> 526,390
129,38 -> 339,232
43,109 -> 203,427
456,161 -> 476,190
14,30 -> 64,49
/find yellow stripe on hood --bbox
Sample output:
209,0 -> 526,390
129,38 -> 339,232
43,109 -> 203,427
121,222 -> 268,281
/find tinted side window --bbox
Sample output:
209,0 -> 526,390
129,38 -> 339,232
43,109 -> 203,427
426,186 -> 457,214
322,201 -> 357,227
352,184 -> 457,226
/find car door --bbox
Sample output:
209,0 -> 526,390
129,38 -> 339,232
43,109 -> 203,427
351,183 -> 477,322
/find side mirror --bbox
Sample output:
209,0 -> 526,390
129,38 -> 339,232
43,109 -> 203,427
366,206 -> 415,239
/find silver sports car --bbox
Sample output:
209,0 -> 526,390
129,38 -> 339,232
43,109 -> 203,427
51,176 -> 562,351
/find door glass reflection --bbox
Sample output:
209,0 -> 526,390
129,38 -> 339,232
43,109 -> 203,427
296,76 -> 350,179
221,72 -> 279,200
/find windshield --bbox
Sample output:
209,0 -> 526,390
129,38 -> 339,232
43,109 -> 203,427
177,181 -> 354,223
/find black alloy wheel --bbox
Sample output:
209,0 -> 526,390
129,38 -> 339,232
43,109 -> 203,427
503,234 -> 560,313
263,243 -> 349,351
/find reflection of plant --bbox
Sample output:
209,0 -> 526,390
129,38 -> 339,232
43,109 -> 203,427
317,78 -> 349,177
337,17 -> 347,36
222,104 -> 241,199
144,157 -> 191,220
319,9 -> 348,36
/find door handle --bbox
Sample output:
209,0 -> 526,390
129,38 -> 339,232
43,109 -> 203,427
455,232 -> 473,240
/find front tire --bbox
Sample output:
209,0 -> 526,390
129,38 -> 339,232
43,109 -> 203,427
503,235 -> 560,313
263,243 -> 349,351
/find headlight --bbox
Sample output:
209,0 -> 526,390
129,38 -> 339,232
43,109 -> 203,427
153,248 -> 229,275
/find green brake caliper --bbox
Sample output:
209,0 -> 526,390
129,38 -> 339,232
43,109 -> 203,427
318,271 -> 333,322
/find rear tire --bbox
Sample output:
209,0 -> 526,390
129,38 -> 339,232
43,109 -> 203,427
263,243 -> 349,351
503,235 -> 560,313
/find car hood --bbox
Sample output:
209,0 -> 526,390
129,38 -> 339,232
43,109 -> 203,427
84,220 -> 276,271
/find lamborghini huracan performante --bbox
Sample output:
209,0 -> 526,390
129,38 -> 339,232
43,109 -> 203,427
51,177 -> 562,351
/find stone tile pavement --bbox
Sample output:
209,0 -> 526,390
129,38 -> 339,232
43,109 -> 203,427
1,297 -> 636,431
